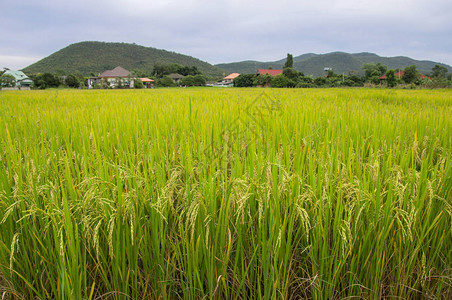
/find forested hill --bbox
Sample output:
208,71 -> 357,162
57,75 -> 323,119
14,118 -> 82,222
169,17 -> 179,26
22,41 -> 225,76
216,52 -> 452,77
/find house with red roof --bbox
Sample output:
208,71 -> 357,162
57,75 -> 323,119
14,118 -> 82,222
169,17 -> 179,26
257,69 -> 283,76
379,71 -> 429,80
256,69 -> 283,87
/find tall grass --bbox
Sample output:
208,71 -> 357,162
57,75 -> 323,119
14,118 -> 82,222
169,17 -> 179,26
0,88 -> 451,299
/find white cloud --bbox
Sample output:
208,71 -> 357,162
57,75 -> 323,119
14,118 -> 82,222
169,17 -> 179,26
1,0 -> 451,66
0,55 -> 43,70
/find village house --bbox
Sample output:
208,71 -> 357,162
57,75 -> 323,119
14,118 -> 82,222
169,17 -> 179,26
168,73 -> 184,84
256,69 -> 283,87
212,73 -> 241,87
256,69 -> 283,76
88,66 -> 135,88
1,70 -> 33,89
140,78 -> 154,88
223,73 -> 240,84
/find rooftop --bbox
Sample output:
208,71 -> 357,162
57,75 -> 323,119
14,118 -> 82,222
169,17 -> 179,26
3,70 -> 30,81
224,73 -> 240,80
99,66 -> 132,78
257,69 -> 283,76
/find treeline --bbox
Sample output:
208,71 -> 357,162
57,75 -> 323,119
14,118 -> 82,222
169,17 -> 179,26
234,54 -> 452,88
136,63 -> 208,87
18,63 -> 211,89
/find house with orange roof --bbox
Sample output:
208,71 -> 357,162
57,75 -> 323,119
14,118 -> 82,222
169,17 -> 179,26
223,73 -> 240,84
140,78 -> 154,88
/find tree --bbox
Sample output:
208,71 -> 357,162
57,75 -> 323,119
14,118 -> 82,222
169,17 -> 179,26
376,63 -> 387,77
131,69 -> 150,78
233,74 -> 255,87
283,67 -> 300,81
179,74 -> 206,86
134,79 -> 143,89
179,66 -> 201,76
193,74 -> 206,86
156,75 -> 176,87
403,65 -> 418,84
296,75 -> 314,88
254,74 -> 272,87
153,63 -> 169,77
168,63 -> 183,74
313,76 -> 327,87
0,74 -> 16,87
33,73 -> 60,89
363,63 -> 387,81
386,69 -> 396,87
431,64 -> 448,78
271,74 -> 295,88
180,76 -> 195,86
284,53 -> 293,68
65,74 -> 80,88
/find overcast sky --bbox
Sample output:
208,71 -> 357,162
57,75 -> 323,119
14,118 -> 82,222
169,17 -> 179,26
1,0 -> 451,70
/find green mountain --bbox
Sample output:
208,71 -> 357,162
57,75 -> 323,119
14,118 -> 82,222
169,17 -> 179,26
22,41 -> 224,77
216,52 -> 452,77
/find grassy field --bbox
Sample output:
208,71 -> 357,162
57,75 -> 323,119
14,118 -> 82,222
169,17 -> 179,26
0,88 -> 451,299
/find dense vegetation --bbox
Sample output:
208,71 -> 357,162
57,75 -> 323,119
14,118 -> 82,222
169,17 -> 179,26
233,63 -> 451,88
0,89 -> 451,299
22,41 -> 224,77
216,51 -> 452,77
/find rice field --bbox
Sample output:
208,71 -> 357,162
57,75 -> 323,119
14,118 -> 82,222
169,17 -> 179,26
0,88 -> 451,299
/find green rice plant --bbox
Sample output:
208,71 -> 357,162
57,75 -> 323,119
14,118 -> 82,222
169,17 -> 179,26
0,88 -> 451,299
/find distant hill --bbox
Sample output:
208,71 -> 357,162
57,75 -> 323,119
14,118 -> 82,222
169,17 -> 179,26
23,41 -> 224,77
216,52 -> 452,77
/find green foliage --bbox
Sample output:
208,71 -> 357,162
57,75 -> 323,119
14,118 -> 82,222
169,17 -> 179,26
233,74 -> 255,87
152,62 -> 170,77
22,41 -> 224,76
131,69 -> 150,78
153,63 -> 202,78
363,63 -> 387,81
370,75 -> 381,85
65,74 -> 80,88
296,75 -> 314,88
313,76 -> 327,87
0,89 -> 450,299
386,69 -> 397,87
134,79 -> 144,89
346,74 -> 364,86
430,64 -> 448,78
254,74 -> 272,87
403,65 -> 419,84
0,74 -> 16,87
217,52 -> 451,77
180,76 -> 195,86
283,67 -> 300,81
32,73 -> 60,89
271,74 -> 295,88
284,53 -> 293,68
179,74 -> 206,86
178,66 -> 201,76
156,75 -> 176,87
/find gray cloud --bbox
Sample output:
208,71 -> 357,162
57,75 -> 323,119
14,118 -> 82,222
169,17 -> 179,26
1,0 -> 451,70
